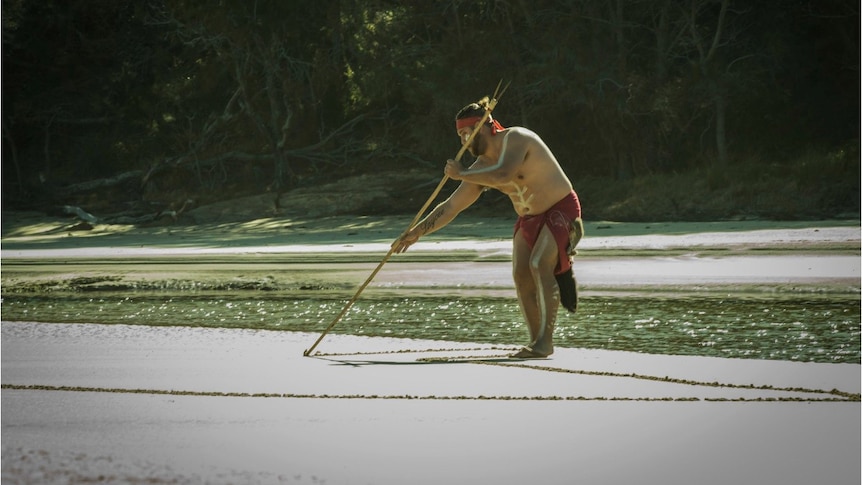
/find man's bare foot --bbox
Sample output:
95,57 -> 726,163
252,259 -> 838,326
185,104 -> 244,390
511,346 -> 552,359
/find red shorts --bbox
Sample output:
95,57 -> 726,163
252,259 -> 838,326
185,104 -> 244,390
513,191 -> 582,275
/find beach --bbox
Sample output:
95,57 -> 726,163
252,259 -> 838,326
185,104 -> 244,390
2,214 -> 860,484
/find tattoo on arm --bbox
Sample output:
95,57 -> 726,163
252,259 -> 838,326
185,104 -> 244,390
420,207 -> 445,234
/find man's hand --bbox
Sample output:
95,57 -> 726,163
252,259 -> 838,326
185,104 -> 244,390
444,159 -> 464,180
392,229 -> 420,254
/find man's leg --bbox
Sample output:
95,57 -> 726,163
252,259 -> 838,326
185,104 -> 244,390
512,229 -> 540,346
512,227 -> 560,357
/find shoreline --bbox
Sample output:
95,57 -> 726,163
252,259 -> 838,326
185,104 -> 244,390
3,215 -> 859,297
2,213 -> 859,253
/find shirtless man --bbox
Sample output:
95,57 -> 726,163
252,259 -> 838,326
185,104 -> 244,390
393,98 -> 583,358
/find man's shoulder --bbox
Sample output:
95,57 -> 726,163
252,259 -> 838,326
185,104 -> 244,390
502,126 -> 540,140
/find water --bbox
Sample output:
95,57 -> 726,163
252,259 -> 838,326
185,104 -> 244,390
2,292 -> 858,363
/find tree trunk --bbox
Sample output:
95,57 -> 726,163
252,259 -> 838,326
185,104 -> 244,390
654,0 -> 672,82
2,122 -> 24,193
713,80 -> 728,167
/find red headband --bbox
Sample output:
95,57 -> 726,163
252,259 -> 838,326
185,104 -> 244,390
455,115 -> 505,135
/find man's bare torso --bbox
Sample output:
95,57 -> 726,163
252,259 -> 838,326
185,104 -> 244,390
468,127 -> 573,216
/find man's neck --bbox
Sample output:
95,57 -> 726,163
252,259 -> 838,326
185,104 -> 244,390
482,129 -> 508,160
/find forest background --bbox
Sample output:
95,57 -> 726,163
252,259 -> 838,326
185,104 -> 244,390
2,0 -> 859,223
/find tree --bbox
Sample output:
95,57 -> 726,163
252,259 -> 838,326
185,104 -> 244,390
683,0 -> 732,166
1,0 -> 857,217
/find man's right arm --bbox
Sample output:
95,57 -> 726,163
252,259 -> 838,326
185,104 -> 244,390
392,181 -> 483,253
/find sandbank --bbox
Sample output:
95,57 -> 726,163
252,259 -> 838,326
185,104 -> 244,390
2,322 -> 860,484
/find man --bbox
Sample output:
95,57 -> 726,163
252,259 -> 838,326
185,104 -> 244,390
393,97 -> 583,358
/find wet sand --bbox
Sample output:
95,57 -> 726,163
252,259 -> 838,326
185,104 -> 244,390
3,215 -> 860,295
2,215 -> 860,484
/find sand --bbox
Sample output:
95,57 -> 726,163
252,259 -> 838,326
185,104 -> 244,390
2,214 -> 860,484
2,322 -> 859,485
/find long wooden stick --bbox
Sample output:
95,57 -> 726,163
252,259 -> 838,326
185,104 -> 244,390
303,81 -> 510,356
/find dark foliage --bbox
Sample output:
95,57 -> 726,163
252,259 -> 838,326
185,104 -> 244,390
2,0 -> 859,219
